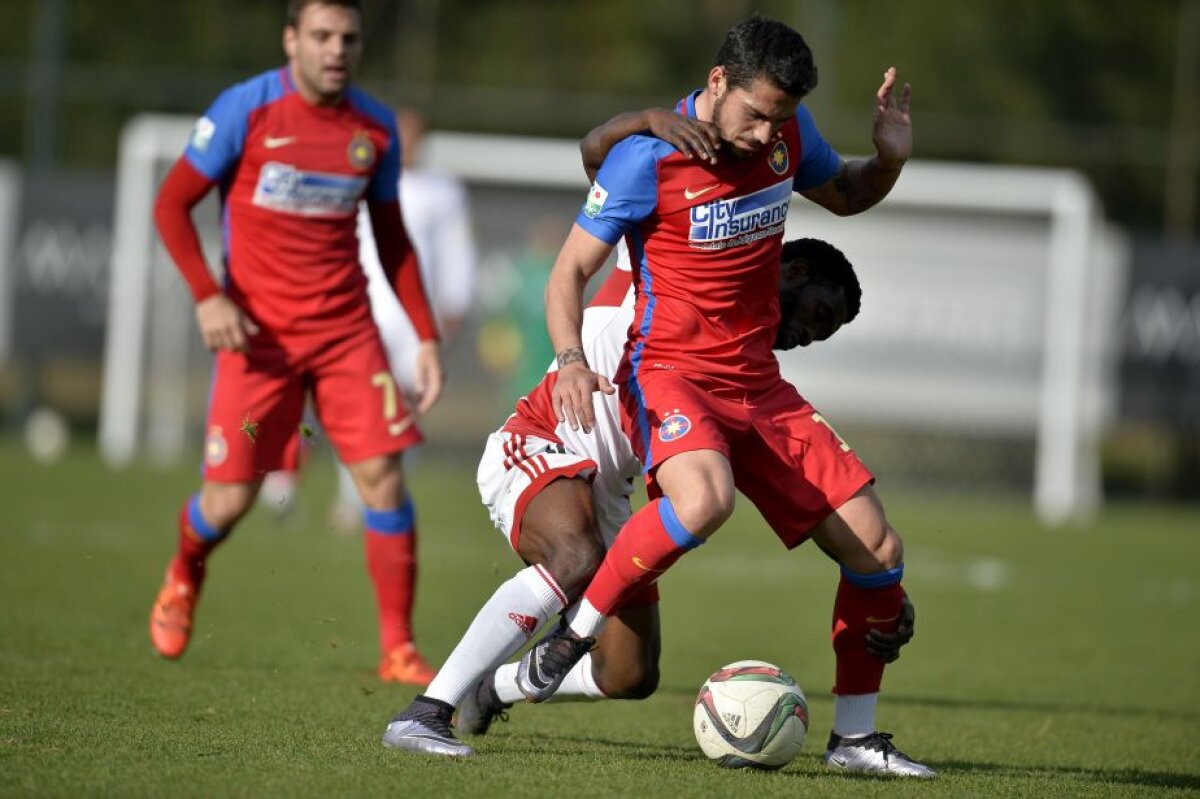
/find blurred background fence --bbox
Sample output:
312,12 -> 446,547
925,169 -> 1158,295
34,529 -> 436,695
0,0 -> 1198,512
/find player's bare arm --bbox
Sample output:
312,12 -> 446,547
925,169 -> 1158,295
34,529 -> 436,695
545,225 -> 616,433
801,66 -> 912,216
581,109 -> 721,181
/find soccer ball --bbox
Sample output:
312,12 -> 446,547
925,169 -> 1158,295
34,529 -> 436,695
693,660 -> 808,770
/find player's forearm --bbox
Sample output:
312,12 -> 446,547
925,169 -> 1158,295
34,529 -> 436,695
545,267 -> 588,365
835,156 -> 906,215
580,110 -> 656,181
154,158 -> 221,302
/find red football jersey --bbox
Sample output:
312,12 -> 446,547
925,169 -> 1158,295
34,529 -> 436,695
183,67 -> 400,338
575,91 -> 842,392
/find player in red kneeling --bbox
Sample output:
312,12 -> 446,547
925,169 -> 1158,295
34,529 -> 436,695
148,0 -> 441,685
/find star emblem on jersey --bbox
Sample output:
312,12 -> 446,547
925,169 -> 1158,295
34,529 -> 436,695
347,131 -> 375,169
768,140 -> 789,175
658,413 -> 691,442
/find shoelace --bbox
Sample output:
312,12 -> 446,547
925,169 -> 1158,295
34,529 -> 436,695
538,633 -> 595,679
856,732 -> 912,762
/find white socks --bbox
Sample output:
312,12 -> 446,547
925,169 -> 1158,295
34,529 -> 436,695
566,597 -> 607,638
832,692 -> 878,738
493,652 -> 607,704
424,564 -> 566,707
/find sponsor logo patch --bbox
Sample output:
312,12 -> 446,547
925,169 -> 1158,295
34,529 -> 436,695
252,162 -> 367,217
688,179 -> 791,251
658,413 -> 691,442
583,182 -> 609,218
190,116 -> 216,152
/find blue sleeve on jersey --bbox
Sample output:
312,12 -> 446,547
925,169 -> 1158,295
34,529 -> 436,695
184,71 -> 282,183
792,104 -> 843,191
576,136 -> 669,245
349,89 -> 401,203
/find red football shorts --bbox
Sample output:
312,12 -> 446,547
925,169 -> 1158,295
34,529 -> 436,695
201,325 -> 422,482
621,370 -> 873,548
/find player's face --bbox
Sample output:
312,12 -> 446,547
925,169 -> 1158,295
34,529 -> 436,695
284,3 -> 362,105
775,263 -> 847,350
710,71 -> 803,159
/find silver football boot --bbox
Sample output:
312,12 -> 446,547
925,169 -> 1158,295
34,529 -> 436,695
824,732 -> 937,778
515,620 -> 595,703
382,698 -> 474,758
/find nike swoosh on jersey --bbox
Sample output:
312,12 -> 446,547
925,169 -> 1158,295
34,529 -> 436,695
632,556 -> 664,573
865,614 -> 901,624
263,135 -> 299,149
684,184 -> 720,200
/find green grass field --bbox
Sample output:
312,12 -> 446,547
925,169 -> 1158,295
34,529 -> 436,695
2,439 -> 1199,797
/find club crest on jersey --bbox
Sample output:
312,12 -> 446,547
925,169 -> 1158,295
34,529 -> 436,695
347,131 -> 375,169
205,426 -> 228,466
658,413 -> 691,442
768,140 -> 789,175
688,179 -> 791,251
584,182 -> 609,218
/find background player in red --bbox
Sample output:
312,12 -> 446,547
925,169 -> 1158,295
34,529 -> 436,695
527,16 -> 935,776
148,0 -> 443,686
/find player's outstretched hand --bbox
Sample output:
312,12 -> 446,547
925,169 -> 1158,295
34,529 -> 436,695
553,361 -> 614,434
413,340 -> 444,415
866,591 -> 915,663
195,294 -> 259,352
645,109 -> 720,165
872,66 -> 912,171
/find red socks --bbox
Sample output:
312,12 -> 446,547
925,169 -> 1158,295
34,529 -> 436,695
170,495 -> 227,587
831,567 -> 905,695
583,498 -> 704,615
364,503 -> 418,654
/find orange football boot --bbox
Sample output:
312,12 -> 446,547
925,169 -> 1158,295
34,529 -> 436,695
149,566 -> 197,659
377,643 -> 436,685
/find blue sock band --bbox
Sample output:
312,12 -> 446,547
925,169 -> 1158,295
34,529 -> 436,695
657,498 -> 705,551
363,497 -> 415,535
187,494 -> 225,542
841,563 -> 904,588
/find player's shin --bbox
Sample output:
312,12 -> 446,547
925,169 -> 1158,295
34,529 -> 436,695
423,564 -> 567,707
363,500 -> 418,653
579,498 -> 704,625
171,494 -> 229,587
830,565 -> 905,736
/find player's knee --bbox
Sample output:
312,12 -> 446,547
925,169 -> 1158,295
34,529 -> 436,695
542,536 -> 606,601
856,525 -> 904,573
599,659 -> 660,700
351,456 -> 406,508
668,486 -> 734,536
199,484 -> 256,528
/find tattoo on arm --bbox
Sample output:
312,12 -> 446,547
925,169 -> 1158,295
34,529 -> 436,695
556,347 -> 588,369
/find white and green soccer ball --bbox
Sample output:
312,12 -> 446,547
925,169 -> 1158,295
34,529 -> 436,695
693,659 -> 808,770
